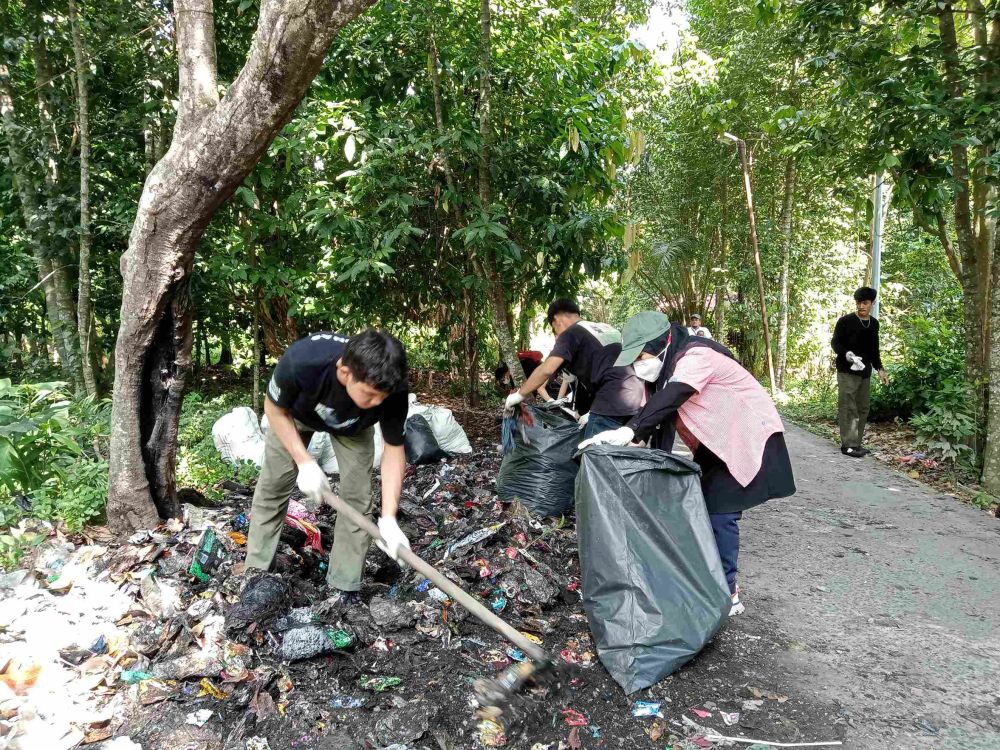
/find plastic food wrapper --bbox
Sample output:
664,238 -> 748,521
575,445 -> 731,693
497,404 -> 580,516
404,414 -> 449,465
189,528 -> 225,582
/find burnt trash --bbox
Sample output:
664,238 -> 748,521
225,572 -> 291,632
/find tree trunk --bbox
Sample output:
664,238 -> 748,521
983,231 -> 1000,493
476,0 -> 523,387
0,64 -> 78,383
29,10 -> 84,393
776,158 -> 796,389
107,0 -> 377,530
69,0 -> 99,397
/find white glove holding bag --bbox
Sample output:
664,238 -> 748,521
296,460 -> 331,505
846,351 -> 865,371
504,391 -> 525,413
376,516 -> 411,563
577,412 -> 590,429
578,426 -> 635,450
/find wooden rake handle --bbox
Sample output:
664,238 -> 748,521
321,490 -> 548,663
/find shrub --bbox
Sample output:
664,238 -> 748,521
31,459 -> 109,531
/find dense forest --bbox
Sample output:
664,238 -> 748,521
1,0 -> 997,547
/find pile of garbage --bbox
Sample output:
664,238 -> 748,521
0,445 -> 780,750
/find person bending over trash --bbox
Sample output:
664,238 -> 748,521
579,312 -> 795,615
504,298 -> 645,440
245,330 -> 410,611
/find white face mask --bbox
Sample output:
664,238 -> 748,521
633,348 -> 667,382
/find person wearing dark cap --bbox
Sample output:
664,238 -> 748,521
503,299 -> 645,439
831,287 -> 889,458
579,312 -> 795,615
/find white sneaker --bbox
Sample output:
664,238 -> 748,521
729,587 -> 745,616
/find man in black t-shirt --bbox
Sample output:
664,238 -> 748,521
245,330 -> 410,609
504,299 -> 645,439
831,287 -> 890,458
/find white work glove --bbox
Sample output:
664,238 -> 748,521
577,412 -> 590,430
296,460 -> 331,505
578,426 -> 635,450
376,516 -> 410,563
846,351 -> 865,372
504,391 -> 525,413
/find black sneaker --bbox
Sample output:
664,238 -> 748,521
841,447 -> 865,458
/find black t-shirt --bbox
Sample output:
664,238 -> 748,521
266,332 -> 408,445
550,321 -> 645,417
831,314 -> 883,378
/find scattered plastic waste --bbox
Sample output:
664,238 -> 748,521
359,675 -> 402,692
189,528 -> 225,582
562,708 -> 588,726
120,670 -> 155,684
185,708 -> 213,727
479,717 -> 508,746
331,696 -> 366,709
631,700 -> 664,718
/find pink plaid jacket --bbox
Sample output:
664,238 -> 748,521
671,347 -> 784,487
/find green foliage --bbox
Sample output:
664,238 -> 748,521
177,390 -> 260,501
0,378 -> 111,534
780,377 -> 838,425
31,459 -> 109,531
910,383 -> 977,464
0,379 -> 83,494
870,317 -> 969,421
0,522 -> 47,572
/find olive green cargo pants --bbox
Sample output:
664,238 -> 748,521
837,371 -> 870,449
245,424 -> 375,591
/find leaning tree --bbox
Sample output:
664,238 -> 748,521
108,0 -> 375,531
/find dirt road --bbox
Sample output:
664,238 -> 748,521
731,424 -> 1000,749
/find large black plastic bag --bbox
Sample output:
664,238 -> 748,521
497,404 -> 579,516
404,414 -> 449,465
575,445 -> 731,693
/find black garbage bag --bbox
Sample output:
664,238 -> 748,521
404,414 -> 448,465
497,404 -> 579,516
575,445 -> 731,693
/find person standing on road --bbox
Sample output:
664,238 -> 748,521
245,330 -> 411,611
579,312 -> 795,615
831,287 -> 889,458
503,299 -> 645,439
687,313 -> 713,339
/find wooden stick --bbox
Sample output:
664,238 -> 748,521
321,490 -> 548,662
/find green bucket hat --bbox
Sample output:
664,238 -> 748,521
614,311 -> 670,367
